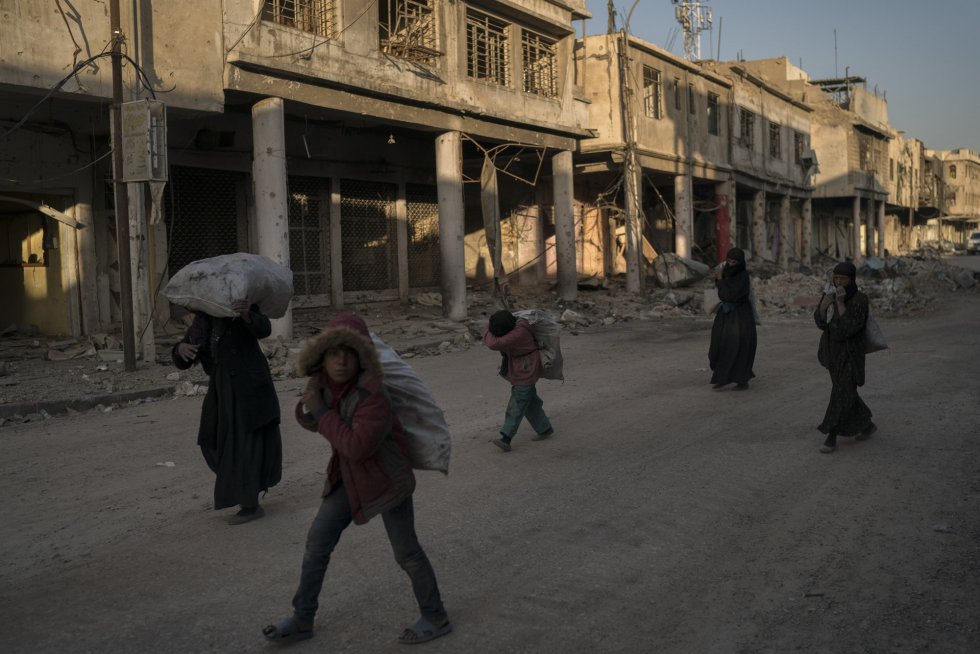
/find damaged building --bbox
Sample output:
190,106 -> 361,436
1,0 -> 591,349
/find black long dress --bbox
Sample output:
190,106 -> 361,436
173,306 -> 282,509
708,266 -> 757,385
814,290 -> 873,436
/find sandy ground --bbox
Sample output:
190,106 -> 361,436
1,289 -> 978,653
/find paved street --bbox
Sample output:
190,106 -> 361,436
2,296 -> 979,653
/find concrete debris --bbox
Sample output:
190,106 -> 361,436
165,372 -> 181,381
174,381 -> 207,397
653,253 -> 711,288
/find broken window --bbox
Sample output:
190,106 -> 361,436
794,131 -> 805,165
522,29 -> 558,97
643,67 -> 663,119
707,92 -> 720,135
739,107 -> 754,150
769,121 -> 781,159
379,0 -> 440,65
889,158 -> 894,181
688,84 -> 696,114
466,8 -> 510,86
673,77 -> 682,111
859,136 -> 870,170
949,164 -> 957,179
262,0 -> 337,38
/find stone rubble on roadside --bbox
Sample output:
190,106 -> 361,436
1,252 -> 977,425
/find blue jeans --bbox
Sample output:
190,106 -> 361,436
500,384 -> 552,440
291,484 -> 446,625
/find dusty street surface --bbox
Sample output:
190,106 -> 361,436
1,295 -> 979,653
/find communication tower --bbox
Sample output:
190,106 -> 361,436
672,0 -> 713,61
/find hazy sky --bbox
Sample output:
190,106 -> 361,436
584,0 -> 979,153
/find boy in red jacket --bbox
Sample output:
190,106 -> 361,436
262,313 -> 450,645
482,310 -> 554,452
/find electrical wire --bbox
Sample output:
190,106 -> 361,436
0,148 -> 114,185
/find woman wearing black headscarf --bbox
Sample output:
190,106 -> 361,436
814,261 -> 876,453
708,248 -> 757,390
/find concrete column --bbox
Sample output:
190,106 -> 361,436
329,180 -> 343,309
751,190 -> 766,261
71,185 -> 103,333
674,172 -> 693,259
852,196 -> 863,264
865,198 -> 876,257
714,178 -> 734,263
623,156 -> 643,293
877,200 -> 886,257
396,181 -> 409,300
435,131 -> 467,320
801,198 -> 813,265
252,97 -> 292,340
778,194 -> 791,270
552,149 -> 578,300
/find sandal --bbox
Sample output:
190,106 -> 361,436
398,616 -> 452,645
262,617 -> 314,644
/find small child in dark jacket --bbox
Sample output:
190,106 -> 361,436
482,310 -> 554,452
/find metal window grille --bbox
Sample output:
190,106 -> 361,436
707,92 -> 720,135
287,176 -> 330,297
643,67 -> 662,119
769,121 -> 781,159
466,8 -> 510,86
795,132 -> 806,165
522,29 -> 557,97
262,0 -> 337,38
340,179 -> 398,292
380,0 -> 439,64
406,184 -> 441,287
739,108 -> 755,149
163,166 -> 241,277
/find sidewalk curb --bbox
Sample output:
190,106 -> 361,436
1,386 -> 176,422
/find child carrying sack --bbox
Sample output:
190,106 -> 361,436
513,309 -> 564,381
371,333 -> 452,475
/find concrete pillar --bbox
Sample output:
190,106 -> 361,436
396,181 -> 409,300
329,180 -> 343,309
674,172 -> 693,259
714,178 -> 734,263
552,149 -> 578,300
623,156 -> 643,293
865,198 -> 876,257
852,196 -> 863,264
877,200 -> 886,257
751,190 -> 766,261
252,97 -> 292,340
435,131 -> 467,320
778,194 -> 791,271
71,185 -> 103,334
801,198 -> 813,265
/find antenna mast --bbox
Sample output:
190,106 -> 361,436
672,0 -> 713,61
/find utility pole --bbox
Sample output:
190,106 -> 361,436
109,0 -> 137,371
617,1 -> 644,293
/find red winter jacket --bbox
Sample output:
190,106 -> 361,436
482,319 -> 542,386
294,314 -> 415,525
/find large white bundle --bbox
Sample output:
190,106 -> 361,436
513,309 -> 564,381
163,253 -> 294,318
371,333 -> 452,475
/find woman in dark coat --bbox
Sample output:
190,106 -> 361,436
708,248 -> 757,389
814,262 -> 876,453
173,300 -> 282,523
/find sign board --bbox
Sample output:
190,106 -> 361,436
120,99 -> 168,182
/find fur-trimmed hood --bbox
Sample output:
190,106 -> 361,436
295,313 -> 382,378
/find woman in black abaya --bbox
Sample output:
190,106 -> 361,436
708,248 -> 757,390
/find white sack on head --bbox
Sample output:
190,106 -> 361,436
371,333 -> 452,475
163,253 -> 294,318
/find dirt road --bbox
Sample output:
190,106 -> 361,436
2,296 -> 978,653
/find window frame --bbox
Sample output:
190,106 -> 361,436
643,66 -> 663,119
706,92 -> 720,135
